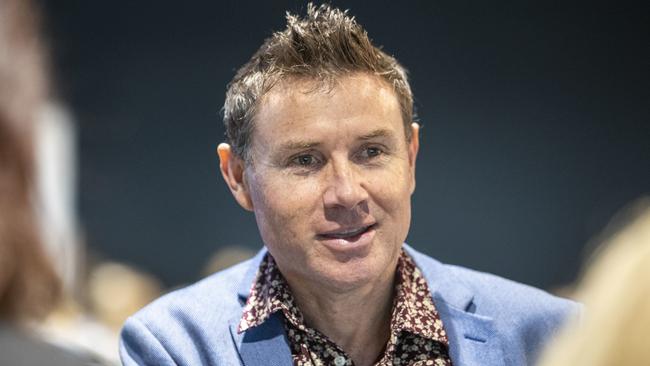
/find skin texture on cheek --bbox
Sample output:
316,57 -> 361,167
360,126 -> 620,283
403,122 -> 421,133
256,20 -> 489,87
245,164 -> 318,266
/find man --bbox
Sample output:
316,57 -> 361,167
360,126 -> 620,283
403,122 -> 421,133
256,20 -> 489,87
120,4 -> 577,366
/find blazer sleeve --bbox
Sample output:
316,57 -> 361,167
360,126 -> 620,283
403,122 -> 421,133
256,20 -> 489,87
119,317 -> 176,366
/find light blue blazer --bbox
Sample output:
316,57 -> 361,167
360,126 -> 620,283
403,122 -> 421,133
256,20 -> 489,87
120,245 -> 578,366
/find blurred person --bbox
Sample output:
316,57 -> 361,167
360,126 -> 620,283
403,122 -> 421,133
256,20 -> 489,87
34,102 -> 82,297
201,245 -> 256,277
537,197 -> 650,366
0,0 -> 102,364
87,262 -> 162,333
42,262 -> 162,365
120,4 -> 579,366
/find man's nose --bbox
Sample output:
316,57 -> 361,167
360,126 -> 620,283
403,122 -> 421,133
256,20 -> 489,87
322,160 -> 368,210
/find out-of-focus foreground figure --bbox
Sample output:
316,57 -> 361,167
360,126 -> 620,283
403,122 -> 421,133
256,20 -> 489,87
0,0 -> 59,326
538,197 -> 650,366
0,0 -> 102,364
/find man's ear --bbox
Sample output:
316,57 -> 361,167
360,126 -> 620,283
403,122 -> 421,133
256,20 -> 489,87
408,123 -> 420,193
217,143 -> 253,211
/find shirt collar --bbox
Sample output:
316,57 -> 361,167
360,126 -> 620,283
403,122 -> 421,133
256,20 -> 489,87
238,254 -> 304,333
390,251 -> 449,345
238,249 -> 449,347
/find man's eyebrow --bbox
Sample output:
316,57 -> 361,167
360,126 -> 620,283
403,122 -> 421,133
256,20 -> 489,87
357,129 -> 394,141
278,129 -> 394,152
280,140 -> 321,151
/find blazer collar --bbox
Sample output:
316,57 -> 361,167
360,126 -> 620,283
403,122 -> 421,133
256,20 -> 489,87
403,244 -> 475,310
236,248 -> 268,301
232,245 -> 505,366
406,244 -> 505,365
230,247 -> 292,366
229,312 -> 293,366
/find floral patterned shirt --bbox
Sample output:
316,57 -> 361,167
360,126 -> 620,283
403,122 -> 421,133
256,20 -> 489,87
238,250 -> 452,366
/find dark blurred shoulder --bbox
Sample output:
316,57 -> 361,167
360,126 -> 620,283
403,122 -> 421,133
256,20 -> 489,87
0,324 -> 110,366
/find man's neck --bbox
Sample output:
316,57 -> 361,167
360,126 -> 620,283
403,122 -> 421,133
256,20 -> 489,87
284,269 -> 397,366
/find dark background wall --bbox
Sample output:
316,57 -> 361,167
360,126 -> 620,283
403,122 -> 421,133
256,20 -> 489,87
41,1 -> 649,290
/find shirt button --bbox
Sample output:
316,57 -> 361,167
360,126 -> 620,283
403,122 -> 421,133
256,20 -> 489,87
334,355 -> 347,366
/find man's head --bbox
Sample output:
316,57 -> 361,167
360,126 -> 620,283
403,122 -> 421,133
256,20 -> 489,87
218,4 -> 419,293
222,3 -> 414,162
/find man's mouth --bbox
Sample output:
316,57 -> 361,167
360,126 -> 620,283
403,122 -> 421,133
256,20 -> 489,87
317,224 -> 376,240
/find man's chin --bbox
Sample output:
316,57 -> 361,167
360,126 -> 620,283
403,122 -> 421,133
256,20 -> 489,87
309,261 -> 389,293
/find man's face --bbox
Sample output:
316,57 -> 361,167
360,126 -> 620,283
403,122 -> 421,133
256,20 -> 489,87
239,73 -> 418,292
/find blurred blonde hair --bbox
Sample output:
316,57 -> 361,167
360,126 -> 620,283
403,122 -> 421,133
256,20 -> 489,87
0,0 -> 61,323
538,197 -> 650,366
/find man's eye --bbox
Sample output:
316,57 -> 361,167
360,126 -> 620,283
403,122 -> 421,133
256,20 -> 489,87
360,146 -> 383,160
292,154 -> 317,166
365,147 -> 382,158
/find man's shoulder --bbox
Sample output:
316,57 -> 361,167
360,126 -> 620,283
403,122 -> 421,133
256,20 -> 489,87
446,261 -> 576,317
129,257 -> 252,326
408,246 -> 579,364
409,248 -> 578,337
408,245 -> 576,315
119,254 -> 260,365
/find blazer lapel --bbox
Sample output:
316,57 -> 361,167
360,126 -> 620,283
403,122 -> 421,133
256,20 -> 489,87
406,245 -> 506,366
229,312 -> 292,366
433,295 -> 505,366
229,247 -> 292,366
